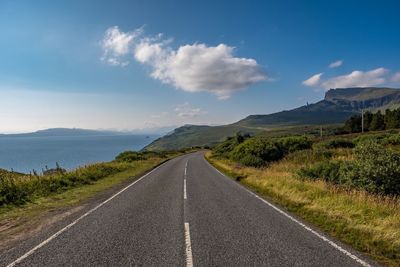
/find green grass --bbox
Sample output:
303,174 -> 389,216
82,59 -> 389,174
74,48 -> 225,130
206,151 -> 400,266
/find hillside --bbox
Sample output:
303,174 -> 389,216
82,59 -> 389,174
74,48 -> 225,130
144,87 -> 400,151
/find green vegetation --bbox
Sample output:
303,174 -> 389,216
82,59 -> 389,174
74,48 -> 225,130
207,130 -> 400,266
0,150 -> 182,208
214,134 -> 312,167
298,142 -> 400,195
318,138 -> 355,149
343,107 -> 400,133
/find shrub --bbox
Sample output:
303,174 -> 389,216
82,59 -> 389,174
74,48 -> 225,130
0,175 -> 30,206
276,136 -> 313,153
353,134 -> 388,145
320,139 -> 355,149
115,151 -> 145,162
381,134 -> 400,145
341,142 -> 400,195
299,142 -> 400,195
285,148 -> 333,165
230,137 -> 283,167
0,162 -> 132,207
213,133 -> 250,158
297,161 -> 343,184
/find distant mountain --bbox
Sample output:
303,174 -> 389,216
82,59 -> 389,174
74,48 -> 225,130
144,87 -> 400,151
236,87 -> 400,127
0,128 -> 125,138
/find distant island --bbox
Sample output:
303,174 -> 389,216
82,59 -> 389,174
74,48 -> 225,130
0,128 -> 134,138
0,127 -> 175,138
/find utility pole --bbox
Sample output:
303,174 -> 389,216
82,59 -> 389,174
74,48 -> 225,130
320,126 -> 323,138
361,109 -> 364,133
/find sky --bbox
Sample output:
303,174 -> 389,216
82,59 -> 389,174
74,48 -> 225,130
1,0 -> 400,133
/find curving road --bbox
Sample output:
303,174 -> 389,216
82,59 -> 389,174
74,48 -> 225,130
2,152 -> 376,266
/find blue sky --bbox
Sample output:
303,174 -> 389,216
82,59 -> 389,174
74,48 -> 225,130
1,0 -> 400,133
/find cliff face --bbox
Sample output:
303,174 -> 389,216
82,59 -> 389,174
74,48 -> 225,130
324,87 -> 400,111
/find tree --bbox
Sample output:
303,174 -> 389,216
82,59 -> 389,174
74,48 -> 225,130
385,109 -> 400,129
343,115 -> 362,133
363,111 -> 373,131
369,111 -> 385,131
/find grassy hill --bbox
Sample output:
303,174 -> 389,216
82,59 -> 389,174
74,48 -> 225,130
144,87 -> 400,151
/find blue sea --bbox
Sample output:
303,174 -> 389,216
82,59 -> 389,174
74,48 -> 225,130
0,135 -> 158,173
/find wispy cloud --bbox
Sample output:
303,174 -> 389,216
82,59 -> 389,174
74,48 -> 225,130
329,60 -> 343,68
174,103 -> 204,118
100,27 -> 267,99
100,26 -> 142,66
302,73 -> 323,87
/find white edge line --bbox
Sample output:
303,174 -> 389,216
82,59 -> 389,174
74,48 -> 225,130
184,222 -> 194,267
6,161 -> 168,267
206,160 -> 372,267
184,179 -> 187,200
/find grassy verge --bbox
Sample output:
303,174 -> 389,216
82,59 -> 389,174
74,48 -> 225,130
0,155 -> 175,250
206,151 -> 400,267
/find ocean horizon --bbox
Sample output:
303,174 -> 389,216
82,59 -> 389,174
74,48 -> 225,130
0,134 -> 158,173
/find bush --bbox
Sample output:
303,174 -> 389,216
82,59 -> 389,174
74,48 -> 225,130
299,142 -> 400,195
381,134 -> 400,145
213,134 -> 250,158
276,136 -> 313,153
0,175 -> 30,206
353,134 -> 388,145
0,162 -> 132,207
230,137 -> 283,167
214,135 -> 312,167
341,142 -> 400,195
285,148 -> 333,165
320,139 -> 355,149
297,161 -> 343,184
115,151 -> 145,162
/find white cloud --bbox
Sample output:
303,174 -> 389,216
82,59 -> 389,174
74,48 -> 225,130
392,72 -> 400,83
101,27 -> 267,99
135,40 -> 267,99
321,67 -> 388,89
100,26 -> 142,66
174,103 -> 203,118
302,73 -> 323,87
329,60 -> 343,68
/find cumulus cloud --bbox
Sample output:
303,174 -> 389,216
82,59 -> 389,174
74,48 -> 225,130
329,60 -> 343,68
101,27 -> 267,99
392,72 -> 400,83
303,68 -> 389,90
321,68 -> 388,89
302,73 -> 323,87
100,26 -> 142,66
135,41 -> 266,99
174,103 -> 203,118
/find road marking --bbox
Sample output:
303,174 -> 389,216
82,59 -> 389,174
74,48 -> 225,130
184,222 -> 194,267
184,161 -> 188,176
207,161 -> 372,267
184,179 -> 187,200
6,161 -> 168,267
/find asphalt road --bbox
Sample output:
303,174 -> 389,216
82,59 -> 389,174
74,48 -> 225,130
2,151 -> 376,266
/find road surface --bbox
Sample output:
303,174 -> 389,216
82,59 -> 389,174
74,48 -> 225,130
2,152 -> 375,266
